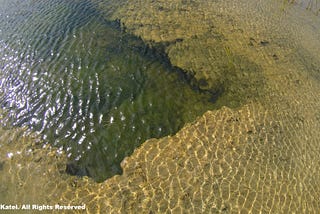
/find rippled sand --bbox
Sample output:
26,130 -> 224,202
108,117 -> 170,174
1,0 -> 320,213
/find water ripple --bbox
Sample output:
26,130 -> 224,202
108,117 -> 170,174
0,0 -> 216,181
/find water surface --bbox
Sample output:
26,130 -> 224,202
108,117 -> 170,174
0,0 -> 216,181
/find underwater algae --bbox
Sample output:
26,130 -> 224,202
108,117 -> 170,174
1,0 -> 320,213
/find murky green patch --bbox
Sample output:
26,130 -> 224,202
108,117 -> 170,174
0,0 -> 216,181
0,161 -> 3,171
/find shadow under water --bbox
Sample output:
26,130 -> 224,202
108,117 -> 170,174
0,0 -> 217,181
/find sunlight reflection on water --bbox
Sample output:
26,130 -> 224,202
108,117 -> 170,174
0,0 -> 216,181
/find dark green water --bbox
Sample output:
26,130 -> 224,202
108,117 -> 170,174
0,0 -> 215,181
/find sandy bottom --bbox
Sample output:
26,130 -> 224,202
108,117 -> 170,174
1,0 -> 320,213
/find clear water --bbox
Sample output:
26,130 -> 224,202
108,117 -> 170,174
0,0 -> 216,181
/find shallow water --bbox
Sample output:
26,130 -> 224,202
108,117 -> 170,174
0,0 -> 319,213
0,0 -> 216,181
